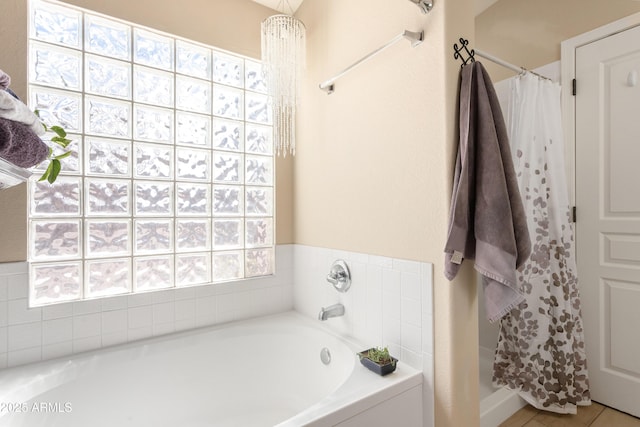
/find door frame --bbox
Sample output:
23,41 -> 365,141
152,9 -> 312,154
561,11 -> 640,407
561,11 -> 640,207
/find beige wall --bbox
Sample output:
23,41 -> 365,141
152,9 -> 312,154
476,0 -> 640,81
295,0 -> 479,426
295,0 -> 448,263
439,3 -> 480,425
0,1 -> 30,262
0,0 -> 293,262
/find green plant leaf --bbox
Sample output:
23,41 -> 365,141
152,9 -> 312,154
51,136 -> 72,148
47,159 -> 62,184
39,161 -> 52,182
33,115 -> 73,184
53,151 -> 72,160
50,126 -> 67,138
35,110 -> 48,132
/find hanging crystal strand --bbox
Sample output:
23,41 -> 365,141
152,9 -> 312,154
261,13 -> 305,157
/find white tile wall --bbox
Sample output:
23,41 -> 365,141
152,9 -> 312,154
0,245 -> 293,368
293,244 -> 435,427
293,245 -> 434,366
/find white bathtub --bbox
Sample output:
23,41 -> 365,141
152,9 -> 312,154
0,311 -> 422,427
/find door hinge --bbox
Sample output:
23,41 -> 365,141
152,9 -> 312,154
572,78 -> 577,96
572,206 -> 577,223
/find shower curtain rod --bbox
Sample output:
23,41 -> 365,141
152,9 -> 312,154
319,29 -> 424,94
475,49 -> 523,74
453,38 -> 552,81
475,49 -> 552,81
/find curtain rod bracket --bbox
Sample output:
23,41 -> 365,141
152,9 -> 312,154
321,84 -> 335,95
403,30 -> 424,48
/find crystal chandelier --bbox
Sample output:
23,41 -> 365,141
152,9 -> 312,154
261,4 -> 305,157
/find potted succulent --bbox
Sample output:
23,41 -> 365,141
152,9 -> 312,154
357,346 -> 398,376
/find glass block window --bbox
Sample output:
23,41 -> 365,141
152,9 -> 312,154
27,0 -> 274,306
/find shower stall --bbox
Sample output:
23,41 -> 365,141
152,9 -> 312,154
478,278 -> 527,427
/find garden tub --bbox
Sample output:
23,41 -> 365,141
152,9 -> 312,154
0,311 -> 422,426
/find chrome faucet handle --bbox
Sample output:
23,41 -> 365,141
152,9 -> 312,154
326,273 -> 341,285
326,260 -> 351,293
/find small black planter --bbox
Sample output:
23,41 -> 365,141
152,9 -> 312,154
357,348 -> 398,376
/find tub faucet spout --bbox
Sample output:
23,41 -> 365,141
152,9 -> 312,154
318,303 -> 345,321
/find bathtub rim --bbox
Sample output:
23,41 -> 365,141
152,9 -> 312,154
0,311 -> 354,403
0,310 -> 422,427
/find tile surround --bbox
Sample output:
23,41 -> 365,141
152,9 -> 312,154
292,244 -> 435,427
0,245 -> 293,368
293,245 -> 434,366
0,243 -> 434,427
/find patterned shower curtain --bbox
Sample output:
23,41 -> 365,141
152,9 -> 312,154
492,72 -> 591,413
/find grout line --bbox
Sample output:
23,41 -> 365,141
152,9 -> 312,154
499,406 -> 538,427
521,410 -> 539,426
504,402 -> 640,427
587,404 -> 607,426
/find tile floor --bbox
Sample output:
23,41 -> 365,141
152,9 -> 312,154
500,402 -> 640,427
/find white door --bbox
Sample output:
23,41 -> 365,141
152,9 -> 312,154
576,24 -> 640,417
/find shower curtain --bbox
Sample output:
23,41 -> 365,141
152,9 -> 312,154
492,72 -> 591,413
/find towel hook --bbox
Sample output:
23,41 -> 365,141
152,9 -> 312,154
453,38 -> 475,68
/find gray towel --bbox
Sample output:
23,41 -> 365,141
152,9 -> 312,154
0,117 -> 49,168
0,69 -> 10,90
0,89 -> 46,136
444,62 -> 531,323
